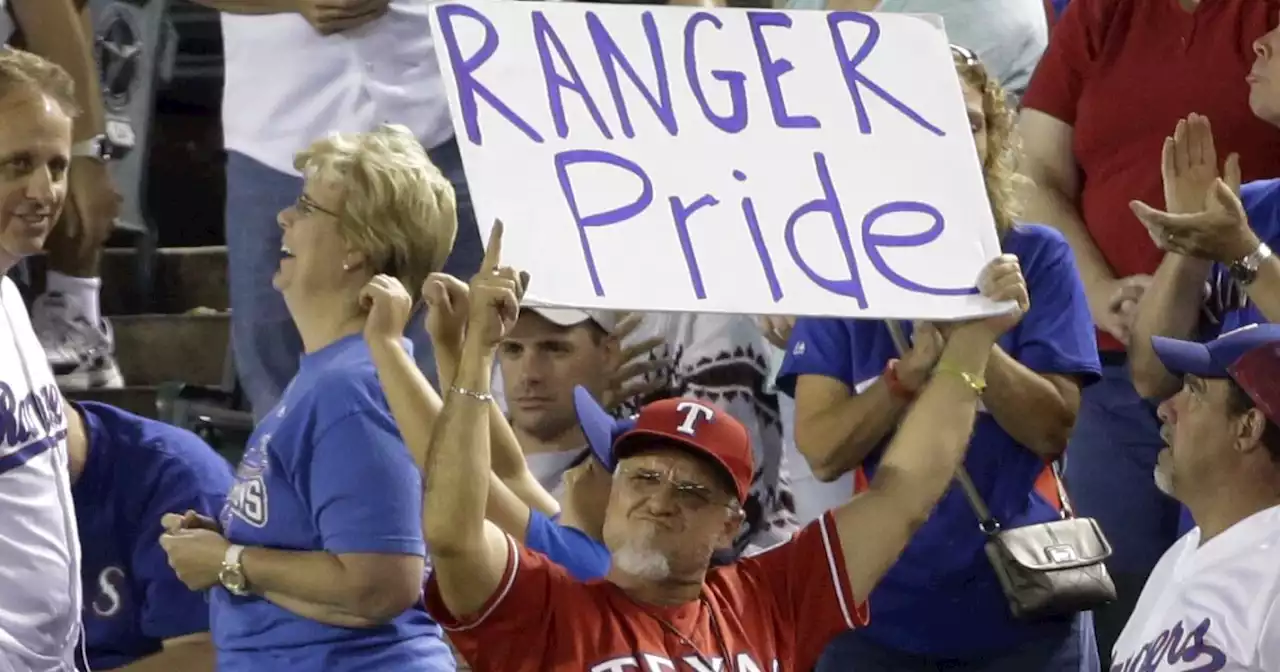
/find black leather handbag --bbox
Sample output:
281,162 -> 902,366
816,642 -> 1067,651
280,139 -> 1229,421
885,320 -> 1117,620
955,465 -> 1117,621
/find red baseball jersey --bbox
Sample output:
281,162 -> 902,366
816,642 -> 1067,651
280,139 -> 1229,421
425,512 -> 867,671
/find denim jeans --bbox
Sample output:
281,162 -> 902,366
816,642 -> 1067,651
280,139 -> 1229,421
225,137 -> 480,419
815,611 -> 1099,672
1061,362 -> 1181,663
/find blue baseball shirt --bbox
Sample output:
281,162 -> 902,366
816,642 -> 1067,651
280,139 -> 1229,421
525,511 -> 610,581
72,401 -> 234,671
211,335 -> 454,671
1175,178 -> 1280,536
776,223 -> 1102,658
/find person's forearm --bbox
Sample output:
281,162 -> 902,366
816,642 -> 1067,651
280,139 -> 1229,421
424,343 -> 495,557
871,331 -> 993,525
259,591 -> 383,629
188,0 -> 297,14
1022,183 -> 1115,294
241,547 -> 399,620
796,380 -> 909,482
1130,254 -> 1213,399
368,339 -> 442,472
111,640 -> 214,672
434,342 -> 531,483
982,347 -> 1076,461
1245,254 -> 1280,323
11,0 -> 103,141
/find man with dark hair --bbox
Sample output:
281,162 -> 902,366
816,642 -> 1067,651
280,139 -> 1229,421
1112,324 -> 1280,668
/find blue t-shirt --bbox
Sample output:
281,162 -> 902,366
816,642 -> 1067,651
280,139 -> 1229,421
1176,178 -> 1280,537
776,223 -> 1102,658
211,335 -> 454,672
524,511 -> 611,581
72,401 -> 235,671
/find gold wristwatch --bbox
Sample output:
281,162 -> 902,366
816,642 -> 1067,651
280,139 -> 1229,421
219,544 -> 250,596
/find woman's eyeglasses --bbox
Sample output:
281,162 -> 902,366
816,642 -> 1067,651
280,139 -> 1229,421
292,192 -> 341,219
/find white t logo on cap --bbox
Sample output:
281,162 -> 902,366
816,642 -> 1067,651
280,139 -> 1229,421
675,401 -> 715,436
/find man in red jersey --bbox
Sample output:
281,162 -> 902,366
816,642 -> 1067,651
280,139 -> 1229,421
417,223 -> 1031,671
1018,0 -> 1280,657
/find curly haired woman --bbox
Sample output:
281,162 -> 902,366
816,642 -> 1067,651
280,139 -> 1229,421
775,48 -> 1103,671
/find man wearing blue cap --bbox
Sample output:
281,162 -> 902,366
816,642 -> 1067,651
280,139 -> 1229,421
1112,324 -> 1280,669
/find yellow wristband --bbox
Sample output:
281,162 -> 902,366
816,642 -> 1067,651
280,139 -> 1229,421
933,363 -> 987,395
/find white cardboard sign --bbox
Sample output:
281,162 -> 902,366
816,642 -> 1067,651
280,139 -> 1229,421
429,1 -> 1006,320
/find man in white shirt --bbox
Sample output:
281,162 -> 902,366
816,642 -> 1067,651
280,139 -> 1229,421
4,0 -> 125,391
191,0 -> 479,419
0,47 -> 85,672
1112,324 -> 1280,670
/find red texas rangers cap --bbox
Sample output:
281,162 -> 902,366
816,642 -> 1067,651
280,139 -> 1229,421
612,397 -> 754,504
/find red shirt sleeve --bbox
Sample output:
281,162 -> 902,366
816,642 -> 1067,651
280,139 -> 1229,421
1022,0 -> 1099,124
423,534 -> 565,671
736,512 -> 868,671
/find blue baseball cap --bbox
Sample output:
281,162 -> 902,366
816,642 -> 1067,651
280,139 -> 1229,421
1152,323 -> 1280,424
572,386 -> 635,472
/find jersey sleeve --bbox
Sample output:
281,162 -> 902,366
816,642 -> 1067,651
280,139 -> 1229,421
1021,0 -> 1096,123
132,457 -> 226,640
737,511 -> 867,671
524,510 -> 611,581
774,317 -> 855,398
1015,235 -> 1102,383
305,411 -> 425,556
1260,593 -> 1280,670
424,534 -> 571,670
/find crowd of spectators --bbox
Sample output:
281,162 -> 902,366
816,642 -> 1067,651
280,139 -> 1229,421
2,0 -> 1280,671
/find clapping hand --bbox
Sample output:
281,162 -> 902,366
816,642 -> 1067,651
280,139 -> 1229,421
465,221 -> 528,352
1129,113 -> 1259,264
158,527 -> 229,591
359,274 -> 415,346
898,321 -> 946,390
161,510 -> 221,534
599,313 -> 669,412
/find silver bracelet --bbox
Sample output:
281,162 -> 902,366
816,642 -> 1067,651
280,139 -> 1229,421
450,386 -> 494,402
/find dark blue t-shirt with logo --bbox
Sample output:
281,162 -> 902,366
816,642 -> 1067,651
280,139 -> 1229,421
72,401 -> 234,671
211,335 -> 454,672
777,223 -> 1101,658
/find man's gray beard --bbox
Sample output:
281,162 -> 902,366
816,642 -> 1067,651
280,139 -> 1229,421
1153,464 -> 1174,497
612,532 -> 671,582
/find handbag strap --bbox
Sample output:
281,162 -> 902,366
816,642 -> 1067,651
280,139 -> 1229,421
883,321 -> 1077,536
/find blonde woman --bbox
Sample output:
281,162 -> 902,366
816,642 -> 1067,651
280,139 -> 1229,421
776,48 -> 1103,671
157,124 -> 458,672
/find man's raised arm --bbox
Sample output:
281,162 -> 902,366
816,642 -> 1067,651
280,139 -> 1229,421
831,255 -> 1028,603
423,223 -> 527,619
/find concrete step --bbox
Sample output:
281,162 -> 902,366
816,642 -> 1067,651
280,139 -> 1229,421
112,312 -> 230,387
23,246 -> 228,315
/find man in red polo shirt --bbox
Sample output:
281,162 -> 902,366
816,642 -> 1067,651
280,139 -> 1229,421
1018,0 -> 1280,658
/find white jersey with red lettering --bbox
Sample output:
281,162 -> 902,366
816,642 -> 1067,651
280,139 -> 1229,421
1111,504 -> 1280,672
